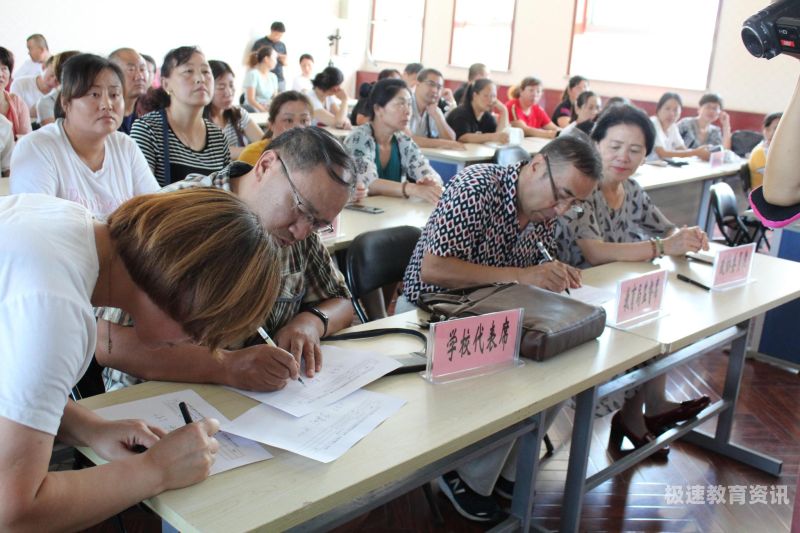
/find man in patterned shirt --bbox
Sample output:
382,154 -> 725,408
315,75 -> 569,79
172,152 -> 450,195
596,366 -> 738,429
96,127 -> 356,392
402,135 -> 602,523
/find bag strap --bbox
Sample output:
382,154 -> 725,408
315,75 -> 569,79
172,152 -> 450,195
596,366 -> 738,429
160,108 -> 172,184
324,327 -> 427,350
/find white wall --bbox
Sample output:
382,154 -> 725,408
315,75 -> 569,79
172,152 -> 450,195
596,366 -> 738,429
0,0 -> 367,97
364,0 -> 798,115
1,0 -> 795,114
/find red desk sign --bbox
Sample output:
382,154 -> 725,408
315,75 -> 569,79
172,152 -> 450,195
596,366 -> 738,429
710,150 -> 725,168
613,269 -> 668,326
425,308 -> 523,383
712,243 -> 755,289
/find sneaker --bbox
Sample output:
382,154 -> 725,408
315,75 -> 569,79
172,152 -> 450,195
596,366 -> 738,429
493,476 -> 515,499
437,471 -> 507,523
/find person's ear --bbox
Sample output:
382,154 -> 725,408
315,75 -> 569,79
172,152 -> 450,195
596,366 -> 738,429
255,149 -> 276,181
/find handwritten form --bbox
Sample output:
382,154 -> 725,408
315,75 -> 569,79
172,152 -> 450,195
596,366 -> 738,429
222,389 -> 406,463
94,390 -> 272,475
229,345 -> 401,417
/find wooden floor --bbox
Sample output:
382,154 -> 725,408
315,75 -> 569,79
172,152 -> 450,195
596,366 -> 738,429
82,348 -> 799,533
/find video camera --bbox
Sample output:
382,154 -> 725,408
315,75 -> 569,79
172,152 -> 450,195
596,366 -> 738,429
742,0 -> 800,59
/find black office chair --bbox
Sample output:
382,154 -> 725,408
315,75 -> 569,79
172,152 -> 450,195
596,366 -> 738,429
731,130 -> 763,158
345,225 -> 422,323
709,182 -> 769,250
493,145 -> 530,166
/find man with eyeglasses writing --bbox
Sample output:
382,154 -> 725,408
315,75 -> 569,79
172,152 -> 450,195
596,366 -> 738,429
96,127 -> 356,393
401,136 -> 601,523
406,68 -> 464,151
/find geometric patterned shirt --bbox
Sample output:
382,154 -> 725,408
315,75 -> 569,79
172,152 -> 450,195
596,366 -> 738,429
97,163 -> 351,391
402,162 -> 555,304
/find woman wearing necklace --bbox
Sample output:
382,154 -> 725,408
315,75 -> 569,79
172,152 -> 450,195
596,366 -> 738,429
130,46 -> 230,186
556,104 -> 710,458
10,53 -> 159,218
344,78 -> 442,204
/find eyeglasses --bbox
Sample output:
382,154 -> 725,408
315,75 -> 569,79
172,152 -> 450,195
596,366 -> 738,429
423,79 -> 443,90
277,156 -> 334,234
543,155 -> 584,215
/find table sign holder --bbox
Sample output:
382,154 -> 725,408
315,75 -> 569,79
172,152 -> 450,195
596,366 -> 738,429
423,308 -> 524,384
607,269 -> 669,329
712,242 -> 756,291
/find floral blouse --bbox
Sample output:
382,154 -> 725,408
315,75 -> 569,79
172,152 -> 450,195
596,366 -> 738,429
343,123 -> 442,187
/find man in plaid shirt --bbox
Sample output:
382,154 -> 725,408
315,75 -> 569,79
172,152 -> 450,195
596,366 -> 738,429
96,127 -> 356,392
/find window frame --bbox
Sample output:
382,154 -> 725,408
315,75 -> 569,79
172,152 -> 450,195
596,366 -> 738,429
448,0 -> 518,72
369,0 -> 428,65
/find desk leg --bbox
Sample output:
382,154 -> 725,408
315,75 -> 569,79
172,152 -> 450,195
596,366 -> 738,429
560,387 -> 598,533
682,325 -> 783,475
508,412 -> 545,531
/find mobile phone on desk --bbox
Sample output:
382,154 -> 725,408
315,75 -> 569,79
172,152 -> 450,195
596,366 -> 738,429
664,158 -> 689,167
345,204 -> 385,214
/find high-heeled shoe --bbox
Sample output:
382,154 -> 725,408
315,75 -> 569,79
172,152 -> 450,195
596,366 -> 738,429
644,396 -> 711,435
608,411 -> 670,459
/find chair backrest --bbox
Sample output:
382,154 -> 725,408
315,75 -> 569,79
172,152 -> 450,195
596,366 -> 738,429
345,225 -> 422,322
731,130 -> 763,158
710,181 -> 752,246
493,145 -> 530,166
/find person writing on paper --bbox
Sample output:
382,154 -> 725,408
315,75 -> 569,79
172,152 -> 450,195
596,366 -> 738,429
556,104 -> 709,269
677,93 -> 732,151
555,105 -> 710,458
408,68 -> 464,150
558,90 -> 602,139
0,188 -> 280,531
97,127 -> 356,393
238,90 -> 313,166
402,135 -> 602,522
648,92 -> 711,161
506,76 -> 560,139
445,79 -> 509,144
344,78 -> 443,204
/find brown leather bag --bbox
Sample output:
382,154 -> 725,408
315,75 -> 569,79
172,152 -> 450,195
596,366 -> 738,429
418,283 -> 606,361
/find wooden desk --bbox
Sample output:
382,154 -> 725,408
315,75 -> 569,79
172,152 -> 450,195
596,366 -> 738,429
78,312 -> 661,532
632,160 -> 742,232
559,253 -> 800,532
323,196 -> 434,252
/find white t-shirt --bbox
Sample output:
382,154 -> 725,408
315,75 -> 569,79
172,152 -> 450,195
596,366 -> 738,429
36,89 -> 57,124
14,59 -> 43,80
292,75 -> 312,94
308,90 -> 340,126
10,119 -> 159,218
0,194 -> 98,435
9,75 -> 47,119
0,114 -> 13,173
649,115 -> 686,160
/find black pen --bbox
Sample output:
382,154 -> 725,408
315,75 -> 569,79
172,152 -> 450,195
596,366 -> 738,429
258,326 -> 305,386
677,274 -> 711,292
536,241 -> 571,295
179,401 -> 193,424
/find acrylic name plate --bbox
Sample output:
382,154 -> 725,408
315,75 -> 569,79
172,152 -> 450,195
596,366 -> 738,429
712,243 -> 756,290
608,269 -> 669,328
424,308 -> 524,383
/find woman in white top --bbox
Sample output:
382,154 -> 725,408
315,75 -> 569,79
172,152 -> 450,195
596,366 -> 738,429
309,66 -> 351,129
205,60 -> 263,159
242,45 -> 279,113
10,53 -> 159,218
649,92 -> 710,161
291,53 -> 314,94
0,187 -> 280,531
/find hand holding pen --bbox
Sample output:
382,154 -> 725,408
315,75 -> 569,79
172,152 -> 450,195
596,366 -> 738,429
258,327 -> 306,386
534,241 -> 579,295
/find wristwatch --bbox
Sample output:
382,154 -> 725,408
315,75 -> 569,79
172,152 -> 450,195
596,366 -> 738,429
304,306 -> 329,337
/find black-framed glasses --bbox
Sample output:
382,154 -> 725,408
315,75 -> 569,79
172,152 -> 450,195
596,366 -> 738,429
277,156 -> 334,234
543,154 -> 584,215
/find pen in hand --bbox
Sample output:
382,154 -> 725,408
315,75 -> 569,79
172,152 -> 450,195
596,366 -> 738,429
257,326 -> 305,386
179,401 -> 193,424
536,241 -> 571,295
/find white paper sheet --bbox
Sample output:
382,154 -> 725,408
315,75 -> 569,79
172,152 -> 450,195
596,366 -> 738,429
94,390 -> 272,475
222,389 -> 406,463
567,284 -> 615,306
229,345 -> 401,417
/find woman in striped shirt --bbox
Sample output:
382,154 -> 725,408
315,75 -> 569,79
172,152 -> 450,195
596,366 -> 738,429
130,46 -> 229,186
